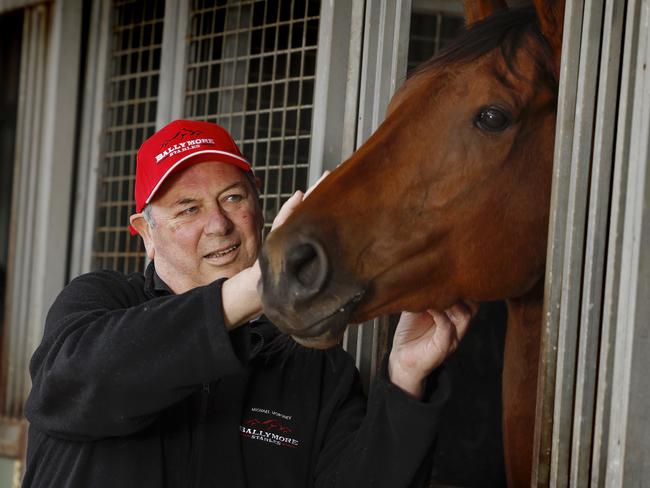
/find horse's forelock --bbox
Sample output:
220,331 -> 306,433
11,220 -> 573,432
409,7 -> 556,93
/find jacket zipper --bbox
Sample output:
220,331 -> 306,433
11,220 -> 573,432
189,382 -> 211,488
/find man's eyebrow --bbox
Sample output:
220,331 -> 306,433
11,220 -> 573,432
173,197 -> 198,206
220,182 -> 246,193
172,182 -> 247,206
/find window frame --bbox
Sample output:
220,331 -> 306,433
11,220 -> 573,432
0,0 -> 83,458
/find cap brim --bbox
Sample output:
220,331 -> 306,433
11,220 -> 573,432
144,150 -> 252,208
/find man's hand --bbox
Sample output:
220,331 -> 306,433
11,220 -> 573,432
270,190 -> 305,232
270,170 -> 330,231
388,302 -> 476,399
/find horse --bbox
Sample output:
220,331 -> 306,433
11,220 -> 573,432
258,1 -> 564,486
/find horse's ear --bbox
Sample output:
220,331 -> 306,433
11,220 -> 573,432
463,0 -> 508,26
533,0 -> 565,78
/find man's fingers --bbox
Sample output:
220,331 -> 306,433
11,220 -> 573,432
272,171 -> 330,232
304,170 -> 330,199
271,190 -> 304,231
427,309 -> 457,350
428,309 -> 451,328
280,190 -> 304,217
444,301 -> 474,341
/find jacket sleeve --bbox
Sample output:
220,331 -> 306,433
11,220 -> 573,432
25,270 -> 247,441
314,354 -> 450,488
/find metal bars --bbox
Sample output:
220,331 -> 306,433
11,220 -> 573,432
603,0 -> 650,483
340,0 -> 413,387
355,0 -> 412,144
590,0 -> 637,483
308,0 -> 364,182
533,0 -> 584,481
69,0 -> 111,277
91,0 -> 165,272
183,0 -> 320,231
155,0 -> 189,126
571,1 -> 625,484
535,0 -> 650,485
549,1 -> 605,486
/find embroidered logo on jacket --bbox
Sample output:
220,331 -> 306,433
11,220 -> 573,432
240,408 -> 299,448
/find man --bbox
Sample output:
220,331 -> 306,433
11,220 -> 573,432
23,120 -> 473,487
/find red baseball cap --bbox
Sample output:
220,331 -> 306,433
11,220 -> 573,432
131,119 -> 252,235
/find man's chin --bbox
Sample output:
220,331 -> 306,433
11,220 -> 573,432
202,257 -> 255,282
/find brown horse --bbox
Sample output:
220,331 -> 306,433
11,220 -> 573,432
259,1 -> 564,486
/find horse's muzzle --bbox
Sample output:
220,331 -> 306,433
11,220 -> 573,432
259,231 -> 364,346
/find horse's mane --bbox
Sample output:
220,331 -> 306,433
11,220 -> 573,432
409,7 -> 557,92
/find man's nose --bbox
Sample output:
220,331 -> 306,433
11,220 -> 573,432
204,206 -> 233,236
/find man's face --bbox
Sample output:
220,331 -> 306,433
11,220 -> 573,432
134,161 -> 263,293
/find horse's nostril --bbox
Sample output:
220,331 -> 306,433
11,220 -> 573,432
285,239 -> 329,296
288,244 -> 317,287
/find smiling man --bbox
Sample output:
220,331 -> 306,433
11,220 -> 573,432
23,120 -> 474,488
134,160 -> 262,292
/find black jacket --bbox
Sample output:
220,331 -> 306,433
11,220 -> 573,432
24,264 -> 450,487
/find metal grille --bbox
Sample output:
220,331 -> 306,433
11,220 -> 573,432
184,0 -> 320,231
407,11 -> 463,72
91,0 -> 165,272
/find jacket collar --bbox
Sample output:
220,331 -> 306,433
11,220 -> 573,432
144,261 -> 173,296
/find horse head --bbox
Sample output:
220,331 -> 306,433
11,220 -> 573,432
260,1 -> 564,349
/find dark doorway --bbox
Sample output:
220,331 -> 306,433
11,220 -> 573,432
0,9 -> 24,325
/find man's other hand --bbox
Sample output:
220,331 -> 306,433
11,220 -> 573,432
388,302 -> 476,399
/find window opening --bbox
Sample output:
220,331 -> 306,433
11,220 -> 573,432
407,9 -> 463,72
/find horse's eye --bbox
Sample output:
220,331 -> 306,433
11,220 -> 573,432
475,106 -> 511,132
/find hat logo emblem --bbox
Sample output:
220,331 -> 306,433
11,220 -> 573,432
159,127 -> 203,150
